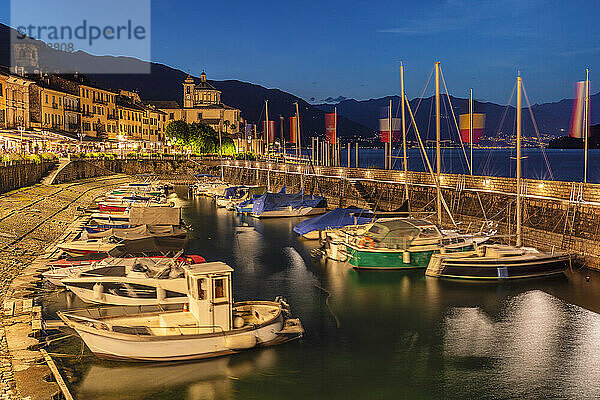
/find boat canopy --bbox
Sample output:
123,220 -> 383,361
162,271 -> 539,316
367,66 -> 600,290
366,219 -> 437,249
293,207 -> 373,235
252,193 -> 327,216
129,207 -> 181,226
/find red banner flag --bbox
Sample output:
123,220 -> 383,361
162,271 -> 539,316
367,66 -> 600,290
459,113 -> 485,143
325,113 -> 336,144
289,116 -> 297,143
379,118 -> 401,143
263,120 -> 276,143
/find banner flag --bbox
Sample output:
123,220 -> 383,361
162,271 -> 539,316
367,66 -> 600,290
263,120 -> 276,143
570,81 -> 585,138
325,113 -> 336,144
459,113 -> 485,143
379,118 -> 402,143
289,116 -> 297,143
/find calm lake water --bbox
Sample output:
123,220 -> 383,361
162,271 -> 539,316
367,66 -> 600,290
303,148 -> 600,183
46,192 -> 600,400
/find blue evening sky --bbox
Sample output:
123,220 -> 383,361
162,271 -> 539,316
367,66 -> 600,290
2,0 -> 599,103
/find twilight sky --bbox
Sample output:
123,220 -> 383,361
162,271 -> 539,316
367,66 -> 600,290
2,0 -> 600,103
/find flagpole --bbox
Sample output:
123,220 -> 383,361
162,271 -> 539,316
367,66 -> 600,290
435,61 -> 442,226
584,68 -> 590,183
400,61 -> 408,200
469,88 -> 473,175
295,102 -> 301,162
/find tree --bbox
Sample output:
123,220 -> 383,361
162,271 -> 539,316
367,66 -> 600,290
165,120 -> 189,145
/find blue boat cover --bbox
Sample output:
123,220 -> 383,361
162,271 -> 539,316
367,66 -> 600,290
293,207 -> 373,235
279,186 -> 286,194
252,193 -> 327,216
224,186 -> 246,199
194,174 -> 217,178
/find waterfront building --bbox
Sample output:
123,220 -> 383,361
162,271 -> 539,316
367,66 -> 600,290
149,71 -> 242,134
78,81 -> 118,139
1,69 -> 34,129
0,74 -> 6,129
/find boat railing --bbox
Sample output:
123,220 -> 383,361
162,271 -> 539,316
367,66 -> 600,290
65,311 -> 226,337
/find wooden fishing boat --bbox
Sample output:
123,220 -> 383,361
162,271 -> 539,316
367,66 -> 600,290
58,262 -> 304,361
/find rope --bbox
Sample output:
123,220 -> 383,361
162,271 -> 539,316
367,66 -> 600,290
521,83 -> 555,180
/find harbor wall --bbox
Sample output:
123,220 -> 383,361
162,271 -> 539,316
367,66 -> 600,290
51,158 -> 218,184
222,161 -> 600,269
0,160 -> 57,194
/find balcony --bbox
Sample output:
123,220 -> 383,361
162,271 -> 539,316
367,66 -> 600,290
107,113 -> 118,120
51,103 -> 59,109
93,98 -> 106,105
64,104 -> 81,112
82,111 -> 94,118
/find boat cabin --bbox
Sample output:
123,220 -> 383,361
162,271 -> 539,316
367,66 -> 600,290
363,218 -> 442,249
183,262 -> 234,332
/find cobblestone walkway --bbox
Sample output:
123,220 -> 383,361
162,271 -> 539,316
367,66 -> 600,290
0,175 -> 131,400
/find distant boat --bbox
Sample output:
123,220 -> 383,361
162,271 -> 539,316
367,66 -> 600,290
58,262 -> 304,361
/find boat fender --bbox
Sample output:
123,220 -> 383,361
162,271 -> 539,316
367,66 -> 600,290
183,303 -> 189,312
359,236 -> 375,249
157,287 -> 166,302
402,251 -> 411,264
233,316 -> 245,328
93,283 -> 104,301
225,334 -> 257,350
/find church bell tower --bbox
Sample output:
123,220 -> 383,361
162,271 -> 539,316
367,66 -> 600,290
183,74 -> 195,108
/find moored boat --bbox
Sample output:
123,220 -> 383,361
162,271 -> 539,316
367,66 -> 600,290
58,261 -> 304,361
425,244 -> 574,280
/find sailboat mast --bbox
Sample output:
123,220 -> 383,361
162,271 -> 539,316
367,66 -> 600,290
400,62 -> 408,199
516,75 -> 523,247
469,88 -> 473,175
435,61 -> 442,226
584,68 -> 590,183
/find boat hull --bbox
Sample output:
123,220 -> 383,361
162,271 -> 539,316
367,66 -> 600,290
426,253 -> 572,280
345,244 -> 474,270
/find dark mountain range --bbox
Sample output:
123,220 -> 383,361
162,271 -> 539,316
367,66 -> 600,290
316,92 -> 600,140
1,22 -> 593,143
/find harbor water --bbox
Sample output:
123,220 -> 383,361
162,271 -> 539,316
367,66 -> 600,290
298,148 -> 600,183
45,190 -> 600,400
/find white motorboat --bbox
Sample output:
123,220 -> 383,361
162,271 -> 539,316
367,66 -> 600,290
58,262 -> 304,361
61,257 -> 193,305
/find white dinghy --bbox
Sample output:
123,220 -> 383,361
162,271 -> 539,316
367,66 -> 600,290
58,262 -> 304,361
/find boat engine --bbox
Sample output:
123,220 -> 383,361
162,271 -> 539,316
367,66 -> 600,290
93,283 -> 105,301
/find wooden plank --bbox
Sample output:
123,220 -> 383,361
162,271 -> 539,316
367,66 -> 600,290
22,299 -> 33,313
40,349 -> 74,400
3,301 -> 14,317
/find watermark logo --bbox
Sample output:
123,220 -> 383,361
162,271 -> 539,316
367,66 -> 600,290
10,0 -> 151,74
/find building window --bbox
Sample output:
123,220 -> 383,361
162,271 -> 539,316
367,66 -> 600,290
45,94 -> 48,104
169,113 -> 174,120
197,112 -> 202,120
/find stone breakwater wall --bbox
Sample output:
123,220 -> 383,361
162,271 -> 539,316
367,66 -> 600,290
0,161 -> 57,194
52,158 -> 218,184
222,161 -> 600,269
